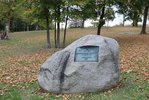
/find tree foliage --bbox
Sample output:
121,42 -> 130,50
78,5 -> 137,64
0,0 -> 20,31
0,0 -> 148,45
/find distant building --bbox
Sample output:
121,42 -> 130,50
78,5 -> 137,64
69,20 -> 82,28
59,19 -> 93,29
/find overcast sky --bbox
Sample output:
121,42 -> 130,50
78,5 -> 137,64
85,13 -> 149,27
60,13 -> 149,28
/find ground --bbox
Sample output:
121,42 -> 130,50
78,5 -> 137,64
0,27 -> 149,100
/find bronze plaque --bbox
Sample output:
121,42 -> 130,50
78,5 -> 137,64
74,46 -> 99,62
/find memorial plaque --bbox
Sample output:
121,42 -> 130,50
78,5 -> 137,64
74,46 -> 99,62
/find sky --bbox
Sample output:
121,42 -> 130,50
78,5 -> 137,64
84,13 -> 149,27
60,6 -> 149,28
60,13 -> 149,28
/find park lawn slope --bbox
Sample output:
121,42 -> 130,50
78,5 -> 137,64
0,27 -> 149,100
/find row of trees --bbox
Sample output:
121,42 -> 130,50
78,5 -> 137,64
115,0 -> 149,34
0,0 -> 149,48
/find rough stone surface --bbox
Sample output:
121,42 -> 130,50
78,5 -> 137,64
38,35 -> 119,93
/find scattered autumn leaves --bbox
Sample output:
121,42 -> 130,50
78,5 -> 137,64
0,50 -> 53,84
117,34 -> 149,80
0,31 -> 149,99
0,34 -> 149,85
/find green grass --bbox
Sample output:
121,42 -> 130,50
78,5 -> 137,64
0,31 -> 47,58
0,27 -> 149,100
0,72 -> 148,100
67,72 -> 149,100
0,82 -> 62,100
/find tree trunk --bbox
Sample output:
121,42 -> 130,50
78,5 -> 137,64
140,6 -> 149,34
24,25 -> 26,31
56,5 -> 61,48
9,17 -> 13,32
46,14 -> 51,48
57,22 -> 60,48
54,22 -> 57,48
123,14 -> 125,27
97,4 -> 105,35
132,12 -> 139,27
81,18 -> 85,28
35,25 -> 39,30
63,16 -> 68,48
0,31 -> 9,40
63,5 -> 69,48
54,8 -> 57,48
132,20 -> 138,27
27,25 -> 29,31
5,22 -> 10,34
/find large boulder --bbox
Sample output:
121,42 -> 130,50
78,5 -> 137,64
38,35 -> 119,93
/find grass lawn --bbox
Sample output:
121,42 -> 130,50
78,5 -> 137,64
0,27 -> 149,100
